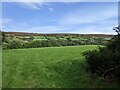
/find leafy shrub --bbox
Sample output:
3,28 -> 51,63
83,34 -> 120,80
2,42 -> 9,49
49,40 -> 59,46
29,40 -> 42,48
8,39 -> 23,49
41,40 -> 52,47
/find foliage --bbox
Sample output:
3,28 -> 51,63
2,42 -> 9,49
2,31 -> 7,43
29,35 -> 34,41
8,39 -> 24,49
66,37 -> 72,41
2,32 -> 111,49
29,40 -> 42,48
83,30 -> 120,80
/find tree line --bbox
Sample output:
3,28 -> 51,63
2,31 -> 108,49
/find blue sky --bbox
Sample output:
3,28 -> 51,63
1,2 -> 118,34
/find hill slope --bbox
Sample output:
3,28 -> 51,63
2,45 -> 119,88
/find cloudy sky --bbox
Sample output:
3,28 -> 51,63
1,2 -> 118,34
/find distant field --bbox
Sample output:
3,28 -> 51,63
2,45 -> 119,88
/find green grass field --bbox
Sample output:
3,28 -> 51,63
2,45 -> 119,88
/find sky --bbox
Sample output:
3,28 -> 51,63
1,2 -> 118,34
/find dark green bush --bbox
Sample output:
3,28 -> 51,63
29,40 -> 42,48
83,34 -> 120,79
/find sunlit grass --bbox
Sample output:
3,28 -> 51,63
2,45 -> 119,88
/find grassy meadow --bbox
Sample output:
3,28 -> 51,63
2,45 -> 119,88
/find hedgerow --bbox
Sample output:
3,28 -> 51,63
83,27 -> 120,81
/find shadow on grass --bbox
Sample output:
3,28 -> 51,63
48,59 -> 120,88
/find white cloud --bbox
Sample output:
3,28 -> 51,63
74,26 -> 116,34
59,6 -> 117,25
3,22 -> 65,33
2,17 -> 117,34
2,0 -> 120,2
3,21 -> 117,34
2,0 -> 44,2
26,26 -> 64,33
2,2 -> 118,34
14,2 -> 55,11
2,18 -> 13,24
48,7 -> 54,12
68,20 -> 117,34
0,18 -> 13,30
0,18 -> 12,25
17,2 -> 47,10
0,19 -> 2,26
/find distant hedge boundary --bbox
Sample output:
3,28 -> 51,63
2,39 -> 97,49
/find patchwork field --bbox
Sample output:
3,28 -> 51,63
2,45 -> 119,88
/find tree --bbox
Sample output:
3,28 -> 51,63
2,31 -> 6,42
66,37 -> 72,41
8,39 -> 23,49
30,40 -> 42,48
113,25 -> 120,35
29,35 -> 34,41
83,26 -> 120,81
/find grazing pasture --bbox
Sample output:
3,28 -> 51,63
2,45 -> 119,88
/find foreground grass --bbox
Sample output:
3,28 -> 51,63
2,45 -> 119,88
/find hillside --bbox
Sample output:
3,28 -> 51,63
2,31 -> 114,49
4,31 -> 113,38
